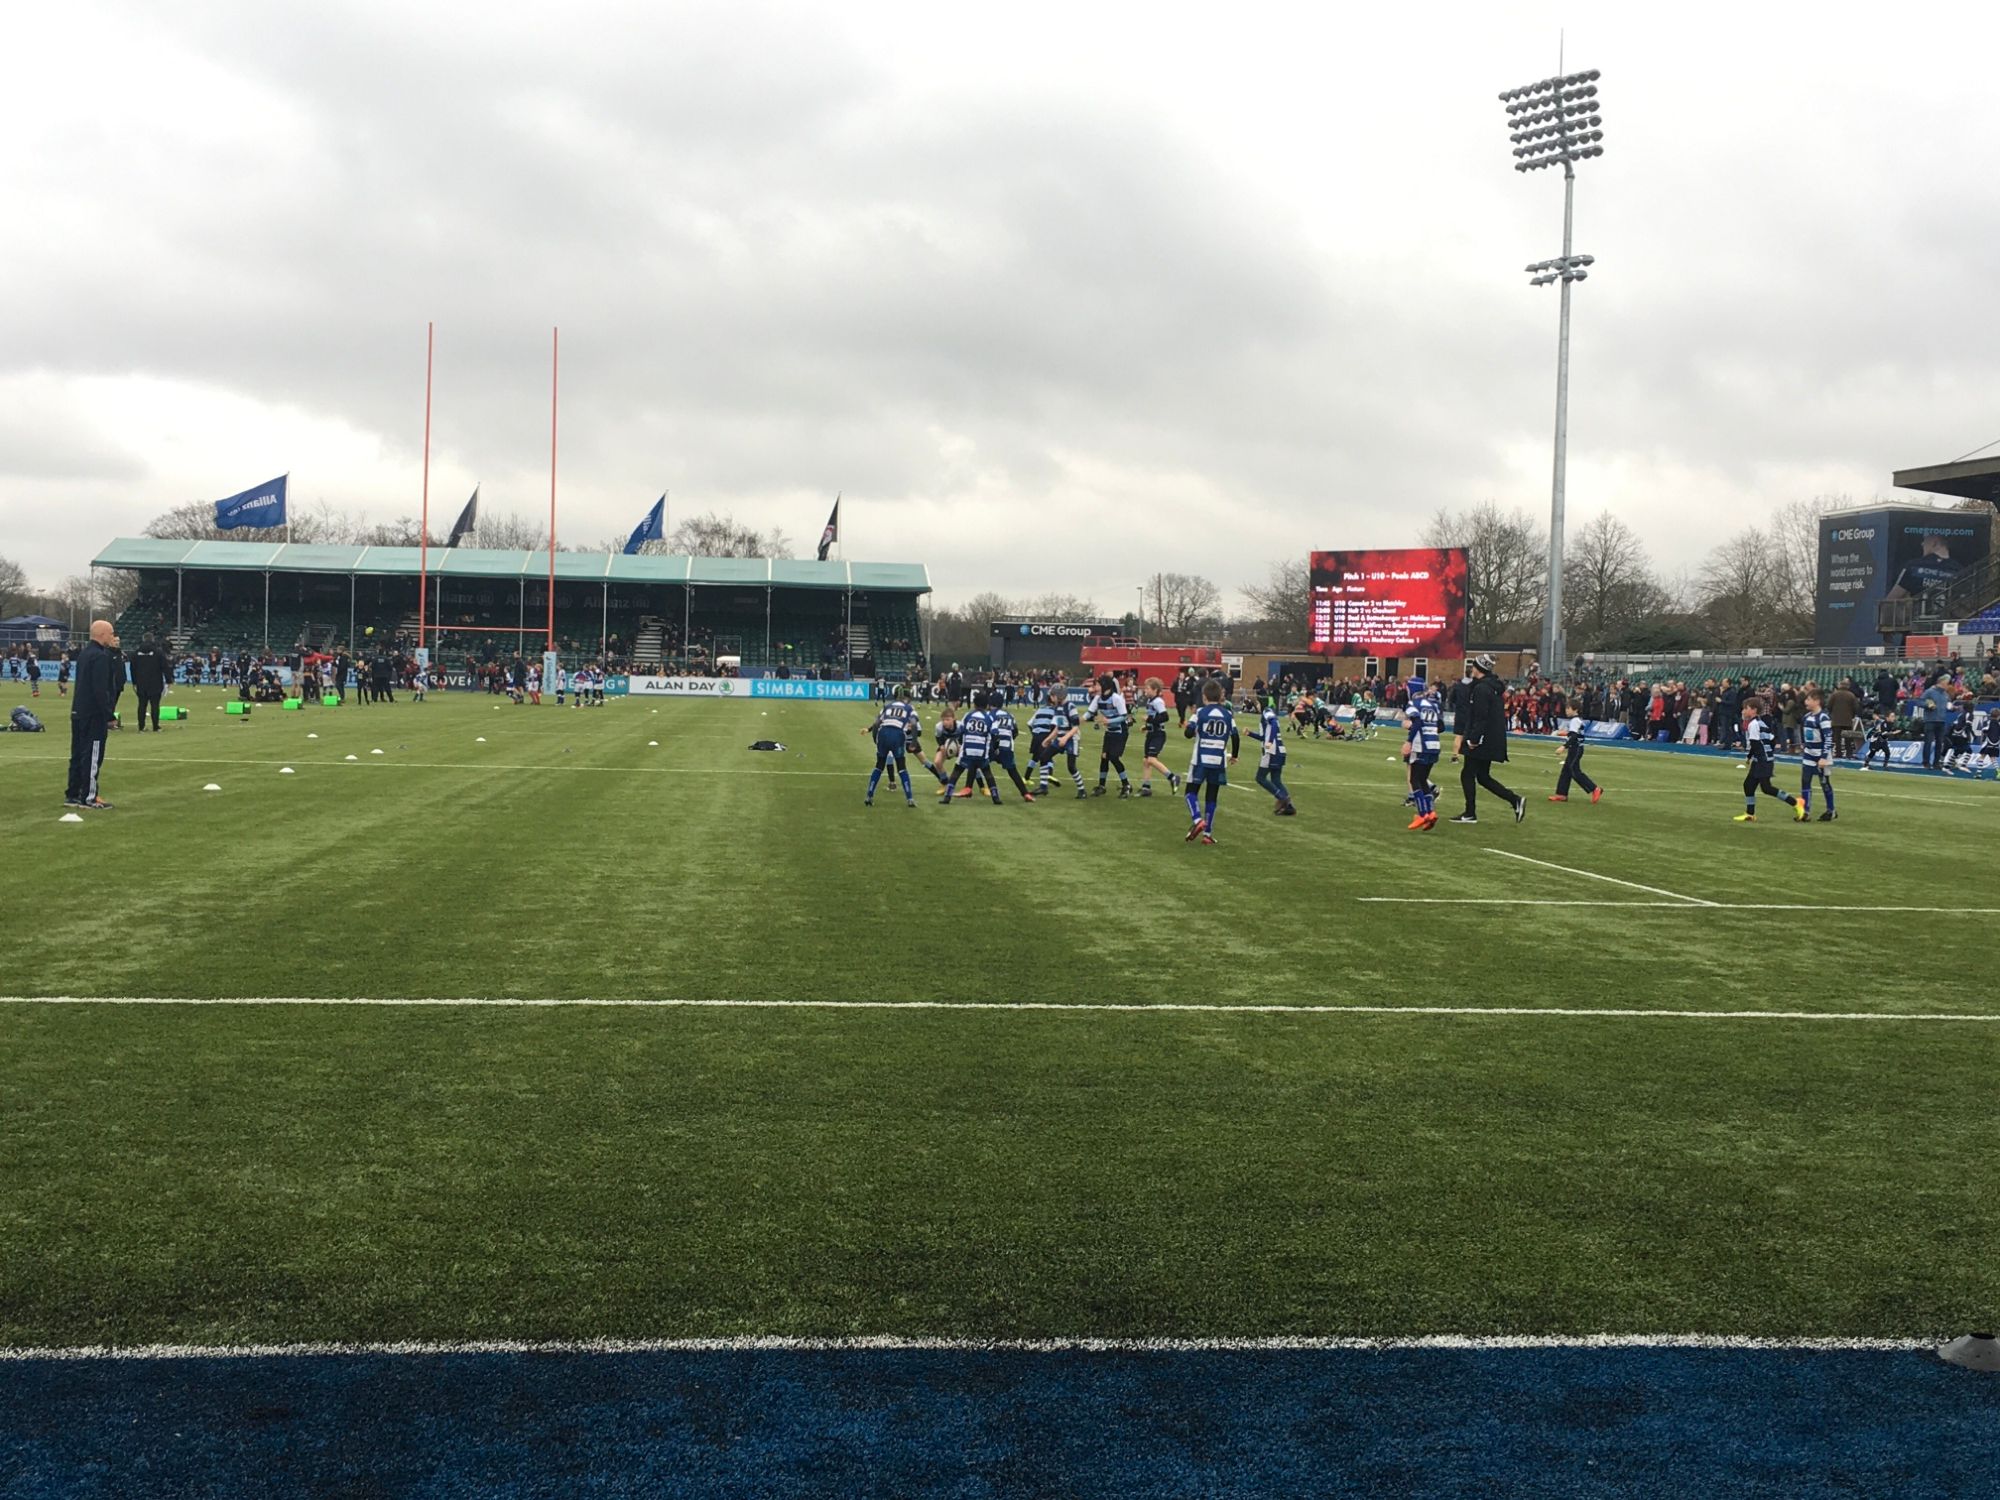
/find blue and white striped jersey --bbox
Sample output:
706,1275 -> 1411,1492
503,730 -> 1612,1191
1745,715 -> 1776,765
1144,696 -> 1171,734
873,700 -> 919,739
1187,703 -> 1236,771
1257,706 -> 1286,767
1800,709 -> 1833,760
1561,713 -> 1588,752
989,707 -> 1018,752
1028,703 -> 1068,743
1087,691 -> 1131,732
1405,693 -> 1442,760
959,709 -> 992,761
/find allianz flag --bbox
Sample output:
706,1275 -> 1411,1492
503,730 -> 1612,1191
213,474 -> 287,530
446,486 -> 479,548
623,495 -> 666,554
816,495 -> 840,561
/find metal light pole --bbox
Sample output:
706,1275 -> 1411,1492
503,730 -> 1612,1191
1500,66 -> 1604,671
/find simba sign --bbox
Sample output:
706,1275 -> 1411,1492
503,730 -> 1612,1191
628,675 -> 744,697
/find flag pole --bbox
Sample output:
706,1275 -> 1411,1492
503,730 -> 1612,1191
419,323 -> 433,657
547,326 -> 558,654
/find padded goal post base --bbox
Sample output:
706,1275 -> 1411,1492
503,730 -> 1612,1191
281,698 -> 303,710
321,694 -> 340,706
226,702 -> 251,716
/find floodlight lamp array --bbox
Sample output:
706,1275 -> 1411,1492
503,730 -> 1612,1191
1499,69 -> 1606,171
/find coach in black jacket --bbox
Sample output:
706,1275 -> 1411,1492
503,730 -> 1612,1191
131,637 -> 167,730
65,620 -> 119,809
1452,654 -> 1523,825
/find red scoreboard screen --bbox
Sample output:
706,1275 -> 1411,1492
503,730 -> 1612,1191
1308,548 -> 1470,658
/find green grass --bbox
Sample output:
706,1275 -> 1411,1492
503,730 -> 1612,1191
2,683 -> 1995,1346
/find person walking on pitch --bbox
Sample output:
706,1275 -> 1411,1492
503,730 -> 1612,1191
1799,688 -> 1837,820
1252,695 -> 1295,816
1735,700 -> 1808,823
1549,707 -> 1602,804
1136,677 -> 1182,797
1450,654 -> 1524,826
1402,676 -> 1443,829
1182,678 -> 1238,845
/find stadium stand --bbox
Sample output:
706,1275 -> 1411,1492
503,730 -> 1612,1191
89,540 -> 931,680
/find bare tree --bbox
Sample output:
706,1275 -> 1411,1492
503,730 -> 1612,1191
1238,557 -> 1309,638
454,510 -> 548,550
0,554 -> 28,616
1144,572 -> 1222,635
141,496 -> 349,545
1767,495 -> 1853,625
1563,512 -> 1662,648
665,512 -> 793,559
1696,526 -> 1809,644
1421,502 -> 1547,643
1021,592 -> 1100,621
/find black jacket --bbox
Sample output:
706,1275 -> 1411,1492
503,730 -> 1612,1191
1449,676 -> 1474,734
73,641 -> 115,721
131,647 -> 167,694
1461,672 -> 1509,762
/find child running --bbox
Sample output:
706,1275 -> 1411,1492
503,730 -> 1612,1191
1182,677 -> 1238,845
1252,695 -> 1295,816
1548,704 -> 1602,805
1136,678 -> 1183,798
1735,700 -> 1808,823
1401,676 -> 1443,829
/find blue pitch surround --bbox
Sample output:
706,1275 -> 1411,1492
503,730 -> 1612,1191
3,1347 -> 1996,1498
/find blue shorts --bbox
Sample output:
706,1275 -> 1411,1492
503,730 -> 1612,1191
874,730 -> 906,755
1188,765 -> 1228,788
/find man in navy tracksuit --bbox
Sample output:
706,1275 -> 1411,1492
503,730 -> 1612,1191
65,621 -> 119,810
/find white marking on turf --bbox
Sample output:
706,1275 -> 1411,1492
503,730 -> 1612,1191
0,1333 -> 1937,1361
1482,848 -> 1718,906
3,996 -> 1995,1022
1359,898 -> 2000,914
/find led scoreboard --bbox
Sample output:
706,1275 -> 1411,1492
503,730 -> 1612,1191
1308,547 -> 1470,658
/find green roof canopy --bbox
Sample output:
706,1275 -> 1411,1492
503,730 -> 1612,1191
90,539 -> 929,594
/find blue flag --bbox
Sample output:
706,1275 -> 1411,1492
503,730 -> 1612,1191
213,474 -> 288,531
623,495 -> 666,554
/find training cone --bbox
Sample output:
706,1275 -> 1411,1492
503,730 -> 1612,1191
203,783 -> 221,792
59,812 -> 83,823
344,754 -> 358,761
648,740 -> 659,747
307,733 -> 318,739
476,736 -> 486,743
371,748 -> 384,756
1939,1334 -> 2000,1371
280,767 -> 294,775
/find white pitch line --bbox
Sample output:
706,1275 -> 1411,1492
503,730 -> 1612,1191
3,996 -> 1994,1022
0,1333 -> 1939,1362
1483,847 -> 1719,906
1359,898 -> 2000,914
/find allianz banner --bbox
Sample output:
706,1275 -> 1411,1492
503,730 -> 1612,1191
628,675 -> 751,698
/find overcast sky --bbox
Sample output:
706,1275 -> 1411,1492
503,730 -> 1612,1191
5,1 -> 1998,608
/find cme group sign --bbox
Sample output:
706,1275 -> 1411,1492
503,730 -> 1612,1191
991,618 -> 1121,640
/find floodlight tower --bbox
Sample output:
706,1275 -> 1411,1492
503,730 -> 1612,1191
1500,66 -> 1604,671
